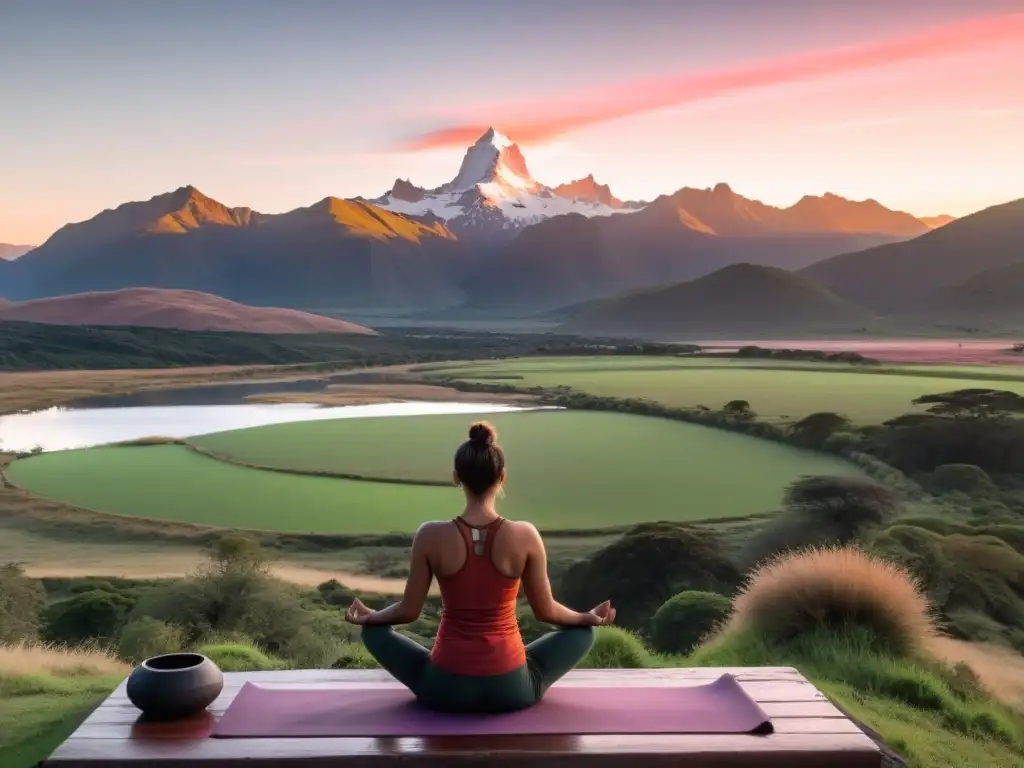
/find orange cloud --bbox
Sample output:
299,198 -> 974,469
402,13 -> 1024,150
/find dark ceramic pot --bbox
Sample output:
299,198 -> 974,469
126,653 -> 224,721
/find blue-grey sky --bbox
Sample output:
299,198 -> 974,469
1,0 -> 1022,243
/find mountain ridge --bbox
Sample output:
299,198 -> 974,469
559,263 -> 875,339
802,197 -> 1024,313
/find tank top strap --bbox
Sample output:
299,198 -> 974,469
452,517 -> 475,552
483,516 -> 505,557
454,515 -> 503,559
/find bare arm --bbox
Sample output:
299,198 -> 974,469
521,524 -> 598,627
361,525 -> 433,626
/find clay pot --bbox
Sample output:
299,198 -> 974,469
126,653 -> 224,721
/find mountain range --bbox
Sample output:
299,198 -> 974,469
5,127 -> 1020,339
563,200 -> 1024,338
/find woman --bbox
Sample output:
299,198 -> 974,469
345,420 -> 615,713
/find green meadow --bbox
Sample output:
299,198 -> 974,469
8,411 -> 864,533
420,357 -> 1024,422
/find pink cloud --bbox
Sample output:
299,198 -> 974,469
401,13 -> 1024,150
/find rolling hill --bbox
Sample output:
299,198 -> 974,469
559,263 -> 876,339
902,262 -> 1024,330
0,288 -> 377,335
803,198 -> 1024,313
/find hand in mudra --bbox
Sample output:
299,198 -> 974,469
345,598 -> 374,625
588,600 -> 616,626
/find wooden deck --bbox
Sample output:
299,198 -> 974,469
45,667 -> 882,767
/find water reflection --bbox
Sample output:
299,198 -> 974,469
69,374 -> 361,409
0,401 -> 532,453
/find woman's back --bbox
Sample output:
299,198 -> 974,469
429,516 -> 528,676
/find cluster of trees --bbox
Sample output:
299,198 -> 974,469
731,346 -> 879,365
535,341 -> 702,357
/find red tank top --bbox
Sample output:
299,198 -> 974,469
430,517 -> 527,676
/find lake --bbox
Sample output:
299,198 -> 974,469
0,380 -> 535,454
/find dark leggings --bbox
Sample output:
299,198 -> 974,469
361,625 -> 595,713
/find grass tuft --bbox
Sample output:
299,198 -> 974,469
729,546 -> 937,655
195,642 -> 287,672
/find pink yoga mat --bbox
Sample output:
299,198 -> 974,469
211,675 -> 773,738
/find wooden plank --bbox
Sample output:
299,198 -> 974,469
46,667 -> 881,767
47,732 -> 882,767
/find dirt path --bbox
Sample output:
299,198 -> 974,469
23,561 -> 420,595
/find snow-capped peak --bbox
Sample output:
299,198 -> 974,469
485,127 -> 513,150
375,128 -> 637,241
446,128 -> 539,194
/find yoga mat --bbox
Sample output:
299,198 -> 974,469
212,674 -> 773,738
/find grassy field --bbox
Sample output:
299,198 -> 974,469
0,645 -> 128,768
419,357 -> 1024,423
8,410 -> 864,532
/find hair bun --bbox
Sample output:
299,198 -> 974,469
468,421 -> 497,447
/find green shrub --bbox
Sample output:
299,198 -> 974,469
197,642 -> 286,671
576,627 -> 656,669
650,591 -> 732,654
558,523 -> 738,630
928,465 -> 997,496
130,538 -> 312,654
117,618 -> 185,663
0,563 -> 45,644
874,527 -> 1024,645
331,643 -> 379,669
43,590 -> 136,646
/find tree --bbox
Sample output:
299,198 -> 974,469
650,591 -> 732,654
912,389 -> 1024,420
789,412 -> 852,447
0,563 -> 46,643
784,476 -> 901,537
722,400 -> 756,420
131,534 -> 311,653
43,589 -> 136,645
118,618 -> 186,663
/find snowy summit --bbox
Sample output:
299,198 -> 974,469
375,128 -> 629,241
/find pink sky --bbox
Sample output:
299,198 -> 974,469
405,14 -> 1024,151
1,4 -> 1022,245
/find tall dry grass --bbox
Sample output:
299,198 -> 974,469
927,636 -> 1024,710
0,643 -> 129,678
728,546 -> 937,655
